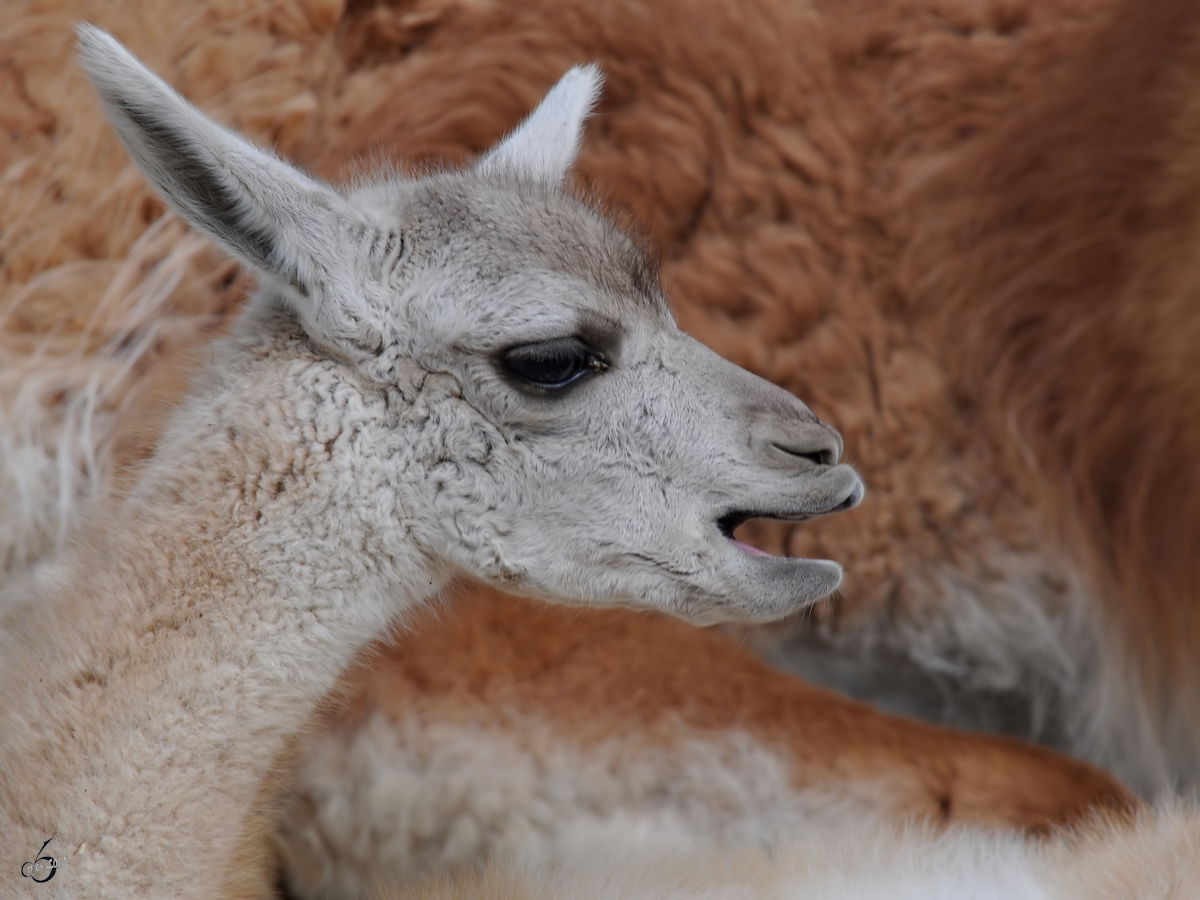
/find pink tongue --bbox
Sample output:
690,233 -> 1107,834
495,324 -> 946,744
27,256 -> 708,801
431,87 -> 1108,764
730,538 -> 774,558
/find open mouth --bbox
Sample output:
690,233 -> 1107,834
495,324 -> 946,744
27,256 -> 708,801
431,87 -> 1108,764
716,488 -> 863,559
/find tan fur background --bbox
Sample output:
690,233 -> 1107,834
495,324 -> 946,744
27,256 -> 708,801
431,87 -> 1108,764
4,0 -> 1199,793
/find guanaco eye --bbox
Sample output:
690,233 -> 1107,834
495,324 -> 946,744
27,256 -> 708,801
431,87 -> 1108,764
501,337 -> 607,390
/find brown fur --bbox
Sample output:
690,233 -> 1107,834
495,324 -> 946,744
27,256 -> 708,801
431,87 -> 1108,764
314,586 -> 1133,832
905,0 -> 1200,775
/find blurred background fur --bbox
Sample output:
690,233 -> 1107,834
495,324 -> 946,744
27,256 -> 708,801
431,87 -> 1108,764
3,0 -> 1199,821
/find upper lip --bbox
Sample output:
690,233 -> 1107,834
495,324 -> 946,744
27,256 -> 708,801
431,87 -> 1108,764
715,483 -> 863,539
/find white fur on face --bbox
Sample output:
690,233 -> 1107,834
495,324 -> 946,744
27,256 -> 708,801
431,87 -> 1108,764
77,27 -> 863,626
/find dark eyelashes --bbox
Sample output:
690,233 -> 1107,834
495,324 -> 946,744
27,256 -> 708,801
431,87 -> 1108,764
500,337 -> 609,392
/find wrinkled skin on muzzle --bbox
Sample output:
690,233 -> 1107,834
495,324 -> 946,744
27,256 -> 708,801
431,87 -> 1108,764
405,275 -> 864,626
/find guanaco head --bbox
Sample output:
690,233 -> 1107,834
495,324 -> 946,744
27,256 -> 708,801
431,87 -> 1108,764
77,26 -> 862,625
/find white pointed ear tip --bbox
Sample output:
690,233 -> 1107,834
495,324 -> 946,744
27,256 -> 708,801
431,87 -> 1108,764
564,62 -> 603,84
75,23 -> 121,63
75,24 -> 144,89
557,63 -> 604,103
74,21 -> 104,43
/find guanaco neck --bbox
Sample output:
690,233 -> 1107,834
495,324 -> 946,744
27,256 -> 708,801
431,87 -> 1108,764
0,308 -> 449,896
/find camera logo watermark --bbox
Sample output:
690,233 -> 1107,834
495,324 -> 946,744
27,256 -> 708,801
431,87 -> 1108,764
20,838 -> 64,884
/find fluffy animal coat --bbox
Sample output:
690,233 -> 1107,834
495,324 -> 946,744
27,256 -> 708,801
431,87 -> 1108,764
6,0 -> 1200,797
275,588 -> 1132,898
3,1 -> 1200,897
375,805 -> 1200,900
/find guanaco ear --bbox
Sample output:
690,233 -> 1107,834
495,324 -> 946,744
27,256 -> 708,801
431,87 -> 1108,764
476,65 -> 602,185
76,25 -> 384,358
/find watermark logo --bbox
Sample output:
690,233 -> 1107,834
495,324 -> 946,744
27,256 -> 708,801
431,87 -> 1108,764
20,839 -> 63,884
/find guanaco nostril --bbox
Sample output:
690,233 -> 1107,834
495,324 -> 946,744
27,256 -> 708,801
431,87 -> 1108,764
767,421 -> 842,467
750,413 -> 843,468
